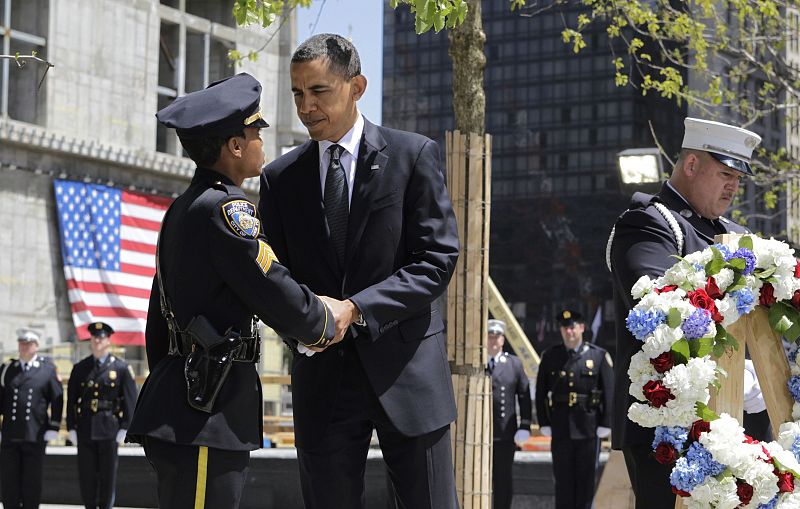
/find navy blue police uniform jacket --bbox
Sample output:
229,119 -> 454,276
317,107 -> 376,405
609,182 -> 748,449
489,352 -> 532,441
535,342 -> 614,440
0,356 -> 63,442
128,168 -> 334,452
67,355 -> 137,441
259,118 -> 460,448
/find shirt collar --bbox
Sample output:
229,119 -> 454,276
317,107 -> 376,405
318,113 -> 364,160
94,353 -> 110,365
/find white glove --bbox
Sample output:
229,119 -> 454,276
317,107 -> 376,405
743,359 -> 767,414
116,429 -> 127,444
513,429 -> 530,444
68,429 -> 78,445
43,430 -> 58,442
539,426 -> 552,437
297,344 -> 316,357
597,426 -> 612,438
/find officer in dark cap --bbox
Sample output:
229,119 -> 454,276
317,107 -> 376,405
127,72 -> 345,508
67,321 -> 137,509
486,319 -> 532,509
0,328 -> 63,508
535,310 -> 613,509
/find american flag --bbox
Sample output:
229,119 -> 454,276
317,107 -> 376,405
54,180 -> 172,345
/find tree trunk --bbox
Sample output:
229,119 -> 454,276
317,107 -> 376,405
448,0 -> 486,135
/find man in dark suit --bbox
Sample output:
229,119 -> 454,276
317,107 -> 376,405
608,118 -> 762,508
535,310 -> 613,509
259,33 -> 460,509
67,321 -> 137,509
486,319 -> 532,509
0,328 -> 63,509
127,73 -> 340,508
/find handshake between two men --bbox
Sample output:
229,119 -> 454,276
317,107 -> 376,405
296,296 -> 363,356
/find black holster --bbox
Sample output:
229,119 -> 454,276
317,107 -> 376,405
183,315 -> 243,413
590,389 -> 603,409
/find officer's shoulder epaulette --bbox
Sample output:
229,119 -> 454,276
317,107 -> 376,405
211,180 -> 243,195
38,356 -> 53,365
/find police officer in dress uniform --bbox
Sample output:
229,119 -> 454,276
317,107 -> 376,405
486,319 -> 532,509
0,328 -> 63,509
67,322 -> 137,509
535,310 -> 613,509
608,118 -> 762,508
127,73 -> 343,509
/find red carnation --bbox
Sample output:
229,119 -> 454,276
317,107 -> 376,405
655,285 -> 678,294
792,290 -> 800,311
795,259 -> 800,278
650,352 -> 675,374
736,480 -> 753,506
671,486 -> 691,497
687,288 -> 723,323
689,420 -> 711,442
654,443 -> 678,465
705,277 -> 723,300
760,283 -> 777,306
643,380 -> 675,408
777,471 -> 795,493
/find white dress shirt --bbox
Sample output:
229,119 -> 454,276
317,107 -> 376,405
317,113 -> 364,206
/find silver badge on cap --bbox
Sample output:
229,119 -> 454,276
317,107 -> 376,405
679,209 -> 693,218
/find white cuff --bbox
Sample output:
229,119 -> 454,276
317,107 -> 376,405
68,430 -> 78,445
513,429 -> 530,444
43,430 -> 58,442
540,426 -> 552,437
116,429 -> 127,444
297,344 -> 315,357
596,426 -> 612,438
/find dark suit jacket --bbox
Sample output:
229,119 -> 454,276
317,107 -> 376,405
488,352 -> 532,441
609,183 -> 748,449
67,354 -> 137,441
260,118 -> 460,447
0,356 -> 63,442
535,343 -> 614,441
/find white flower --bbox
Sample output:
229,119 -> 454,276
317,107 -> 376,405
714,268 -> 735,292
686,476 -> 739,509
685,249 -> 714,267
716,295 -> 741,328
631,275 -> 654,300
628,352 -> 656,400
642,324 -> 684,357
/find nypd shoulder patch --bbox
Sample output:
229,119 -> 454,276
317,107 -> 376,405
256,239 -> 278,275
222,200 -> 260,239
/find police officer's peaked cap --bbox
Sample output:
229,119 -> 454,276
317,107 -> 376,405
87,321 -> 114,338
16,328 -> 40,343
156,73 -> 270,140
557,309 -> 583,327
487,319 -> 506,335
682,117 -> 762,176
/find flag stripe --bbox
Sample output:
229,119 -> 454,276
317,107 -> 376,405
121,249 -> 156,269
65,266 -> 153,291
67,289 -> 149,312
121,239 -> 157,255
121,263 -> 156,277
121,214 -> 163,233
121,225 -> 159,245
69,300 -> 148,320
65,279 -> 152,299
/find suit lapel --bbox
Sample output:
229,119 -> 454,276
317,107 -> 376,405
344,121 -> 388,270
294,142 -> 342,278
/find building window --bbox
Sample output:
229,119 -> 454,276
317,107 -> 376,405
157,1 -> 237,155
0,0 -> 49,124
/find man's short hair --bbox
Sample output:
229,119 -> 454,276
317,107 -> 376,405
180,130 -> 245,168
292,33 -> 361,80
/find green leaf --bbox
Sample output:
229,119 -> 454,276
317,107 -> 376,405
704,247 -> 725,275
695,402 -> 720,421
728,258 -> 746,271
755,266 -> 777,280
726,273 -> 746,293
671,338 -> 690,364
667,308 -> 682,328
739,235 -> 754,251
769,301 -> 800,341
689,337 -> 714,357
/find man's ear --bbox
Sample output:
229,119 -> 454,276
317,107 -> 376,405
351,75 -> 367,101
225,136 -> 243,159
682,153 -> 699,177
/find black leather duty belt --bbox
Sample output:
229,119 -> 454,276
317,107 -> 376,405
551,392 -> 590,407
168,331 -> 259,363
77,398 -> 118,414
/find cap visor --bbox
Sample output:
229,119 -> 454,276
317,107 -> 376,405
709,152 -> 753,176
248,118 -> 269,129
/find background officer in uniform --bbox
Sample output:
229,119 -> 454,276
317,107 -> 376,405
0,328 -> 63,509
486,319 -> 531,509
535,310 -> 613,509
67,321 -> 137,509
127,73 -> 341,509
608,118 -> 761,508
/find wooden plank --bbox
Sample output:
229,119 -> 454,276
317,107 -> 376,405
488,278 -> 540,376
481,374 -> 492,508
481,134 -> 492,369
708,317 -> 745,422
747,305 -> 794,436
454,374 -> 466,501
595,450 -> 634,509
466,132 -> 484,368
464,375 -> 477,509
446,131 -> 456,360
453,132 -> 466,367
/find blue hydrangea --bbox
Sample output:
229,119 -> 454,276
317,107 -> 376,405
789,375 -> 800,403
713,244 -> 733,260
792,433 -> 800,463
759,497 -> 779,509
731,288 -> 756,316
652,426 -> 688,451
669,442 -> 725,493
682,309 -> 712,340
789,343 -> 799,365
731,247 -> 757,275
693,263 -> 704,272
626,309 -> 666,341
